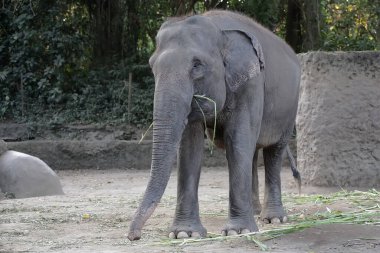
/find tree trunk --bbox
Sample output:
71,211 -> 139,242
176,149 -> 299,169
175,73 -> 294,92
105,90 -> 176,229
285,0 -> 303,53
87,0 -> 124,65
301,0 -> 322,51
125,0 -> 139,60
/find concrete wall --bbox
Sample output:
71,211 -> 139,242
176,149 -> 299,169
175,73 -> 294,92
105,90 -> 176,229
4,138 -> 296,171
297,51 -> 380,187
6,140 -> 227,170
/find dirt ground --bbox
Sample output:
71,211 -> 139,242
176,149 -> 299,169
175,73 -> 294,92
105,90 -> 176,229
1,167 -> 379,253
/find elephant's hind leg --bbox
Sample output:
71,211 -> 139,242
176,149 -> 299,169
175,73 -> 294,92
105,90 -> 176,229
252,149 -> 262,215
261,144 -> 287,223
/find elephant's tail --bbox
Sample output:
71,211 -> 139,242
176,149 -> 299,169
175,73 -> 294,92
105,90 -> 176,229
286,145 -> 301,194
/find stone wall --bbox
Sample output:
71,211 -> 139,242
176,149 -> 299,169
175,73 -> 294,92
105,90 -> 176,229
0,140 -> 7,155
6,140 -> 227,170
297,51 -> 380,187
1,122 -> 296,170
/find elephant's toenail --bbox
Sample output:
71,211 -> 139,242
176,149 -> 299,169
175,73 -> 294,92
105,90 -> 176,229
177,231 -> 189,239
241,229 -> 250,234
263,218 -> 270,224
222,230 -> 227,236
272,217 -> 281,224
191,232 -> 201,238
227,230 -> 238,236
169,232 -> 176,239
282,216 -> 288,223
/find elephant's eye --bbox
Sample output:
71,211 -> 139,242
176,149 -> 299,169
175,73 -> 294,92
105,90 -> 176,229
193,59 -> 202,69
191,59 -> 205,79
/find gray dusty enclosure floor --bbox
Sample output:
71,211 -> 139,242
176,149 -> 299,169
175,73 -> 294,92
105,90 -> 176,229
1,168 -> 379,253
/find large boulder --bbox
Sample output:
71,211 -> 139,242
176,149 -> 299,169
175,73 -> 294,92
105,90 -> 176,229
0,150 -> 64,198
297,51 -> 380,187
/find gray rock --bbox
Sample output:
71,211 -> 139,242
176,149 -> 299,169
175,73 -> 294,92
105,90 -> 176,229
0,150 -> 64,198
297,51 -> 380,187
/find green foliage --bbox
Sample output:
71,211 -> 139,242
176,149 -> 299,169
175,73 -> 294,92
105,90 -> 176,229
228,0 -> 281,30
60,63 -> 154,126
0,0 -> 154,126
0,0 -> 378,127
321,0 -> 379,51
0,0 -> 91,120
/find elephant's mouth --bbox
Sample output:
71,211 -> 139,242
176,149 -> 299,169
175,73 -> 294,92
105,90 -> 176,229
188,95 -> 217,123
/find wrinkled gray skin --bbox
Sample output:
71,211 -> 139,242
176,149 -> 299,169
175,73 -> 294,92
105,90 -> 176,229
0,150 -> 64,198
128,10 -> 300,240
252,145 -> 301,215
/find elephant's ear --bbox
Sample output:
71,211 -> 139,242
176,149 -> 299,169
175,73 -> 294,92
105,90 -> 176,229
221,29 -> 265,92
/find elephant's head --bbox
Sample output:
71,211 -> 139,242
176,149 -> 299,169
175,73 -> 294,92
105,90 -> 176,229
128,13 -> 264,241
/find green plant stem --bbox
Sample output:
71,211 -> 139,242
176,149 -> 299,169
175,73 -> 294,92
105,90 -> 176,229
193,94 -> 217,155
155,190 -> 380,250
138,122 -> 153,144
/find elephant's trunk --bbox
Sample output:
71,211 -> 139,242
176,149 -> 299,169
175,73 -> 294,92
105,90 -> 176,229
128,89 -> 191,241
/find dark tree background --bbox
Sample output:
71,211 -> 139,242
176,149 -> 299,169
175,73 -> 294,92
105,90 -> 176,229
0,0 -> 379,126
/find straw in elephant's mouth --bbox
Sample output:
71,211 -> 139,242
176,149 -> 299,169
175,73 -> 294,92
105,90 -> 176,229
138,122 -> 153,144
193,94 -> 217,154
137,94 -> 218,154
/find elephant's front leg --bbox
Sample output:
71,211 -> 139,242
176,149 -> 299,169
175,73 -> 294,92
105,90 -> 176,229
222,118 -> 259,235
170,121 -> 206,239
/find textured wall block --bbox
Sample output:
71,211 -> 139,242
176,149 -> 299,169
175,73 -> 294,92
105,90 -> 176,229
297,52 -> 380,187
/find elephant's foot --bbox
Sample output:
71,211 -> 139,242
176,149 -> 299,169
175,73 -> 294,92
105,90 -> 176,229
252,200 -> 262,215
260,205 -> 287,224
169,221 -> 207,239
221,217 -> 258,236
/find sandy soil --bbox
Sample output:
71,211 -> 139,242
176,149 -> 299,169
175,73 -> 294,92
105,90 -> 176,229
1,167 -> 379,253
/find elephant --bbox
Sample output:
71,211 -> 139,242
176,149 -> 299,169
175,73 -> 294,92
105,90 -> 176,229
0,149 -> 64,198
128,10 -> 300,240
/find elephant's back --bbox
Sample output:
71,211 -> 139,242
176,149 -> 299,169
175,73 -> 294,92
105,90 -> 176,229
204,10 -> 298,65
